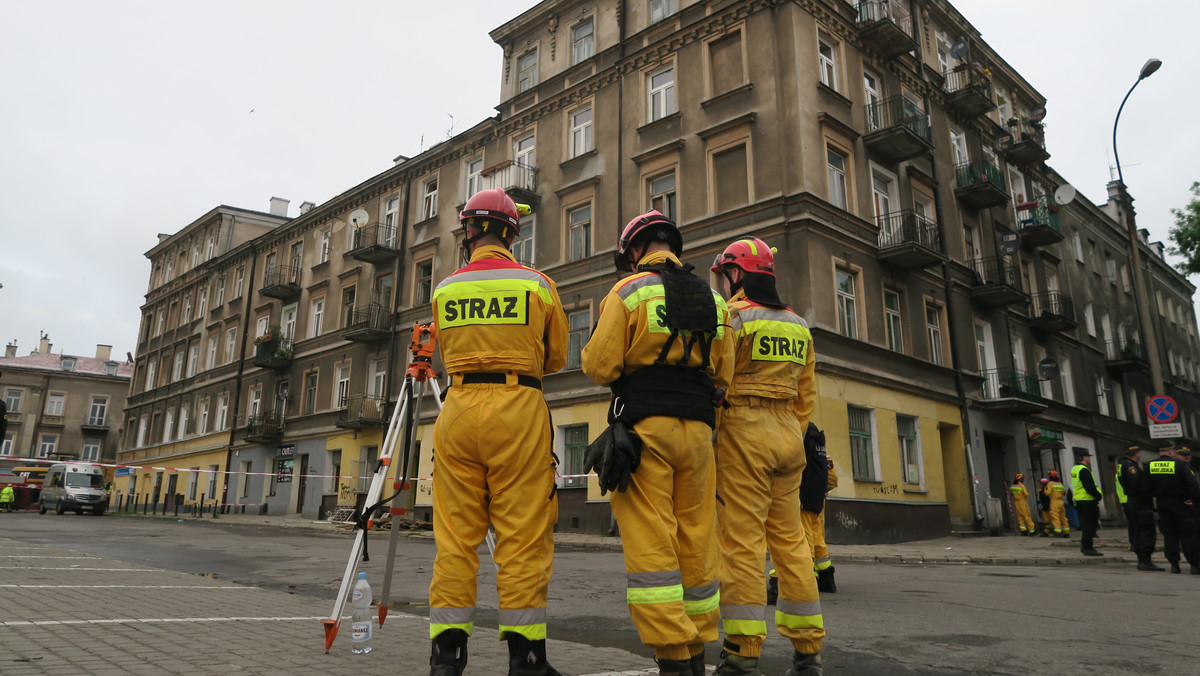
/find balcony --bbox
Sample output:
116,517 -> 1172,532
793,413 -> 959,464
245,410 -> 284,444
80,416 -> 109,432
1001,120 -> 1050,165
863,96 -> 933,163
348,223 -> 400,266
978,367 -> 1047,415
943,66 -> 996,118
1014,196 -> 1063,248
344,304 -> 393,344
1028,292 -> 1077,333
1104,339 -> 1149,374
41,414 -> 65,427
968,256 -> 1027,307
482,160 -> 539,206
335,395 -> 389,429
855,0 -> 916,59
876,211 -> 945,269
260,265 -> 301,301
954,160 -> 1009,209
252,337 -> 294,370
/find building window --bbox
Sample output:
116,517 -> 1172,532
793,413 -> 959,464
207,465 -> 219,499
884,290 -> 903,352
713,144 -> 749,212
225,327 -> 237,365
949,128 -> 969,166
187,344 -> 199,378
1072,230 -> 1084,263
1084,304 -> 1096,337
179,402 -> 190,438
334,363 -> 350,409
516,134 -> 537,176
319,229 -> 331,264
2,433 -> 15,456
848,405 -> 876,481
567,308 -> 590,370
309,297 -> 325,338
197,288 -> 207,315
217,393 -> 229,431
466,157 -> 483,198
173,351 -> 185,381
240,461 -> 252,498
39,434 -> 57,458
568,204 -> 592,261
249,386 -> 262,417
709,29 -> 744,95
835,269 -> 857,339
422,177 -> 439,220
198,399 -> 209,434
383,196 -> 400,247
187,468 -> 199,501
58,357 -> 74,372
569,106 -> 593,157
826,147 -> 848,210
649,172 -> 677,221
1095,375 -> 1108,416
206,335 -> 217,370
818,35 -> 839,90
303,370 -> 319,416
341,286 -> 357,328
572,17 -> 594,65
648,65 -> 676,122
88,396 -> 108,427
369,358 -> 387,397
512,214 -> 535,266
235,267 -> 245,297
45,392 -> 66,416
156,310 -> 165,336
6,388 -> 23,413
1129,389 -> 1141,424
182,297 -> 192,324
650,0 -> 677,22
163,408 -> 176,443
416,259 -> 434,305
518,49 -> 538,91
926,303 -> 944,366
562,424 -> 589,488
897,415 -> 921,486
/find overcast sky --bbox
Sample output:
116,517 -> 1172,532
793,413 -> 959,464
2,1 -> 1197,362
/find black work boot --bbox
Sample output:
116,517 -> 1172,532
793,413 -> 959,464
429,629 -> 469,676
689,651 -> 706,676
1136,555 -> 1164,571
816,567 -> 837,594
657,658 -> 692,676
715,649 -> 762,675
506,635 -> 562,676
784,650 -> 823,676
1170,562 -> 1182,574
766,576 -> 779,605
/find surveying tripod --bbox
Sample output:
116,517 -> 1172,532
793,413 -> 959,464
322,322 -> 443,651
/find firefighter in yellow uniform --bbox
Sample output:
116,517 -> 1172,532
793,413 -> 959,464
581,211 -> 734,676
1044,470 -> 1070,537
710,238 -> 824,676
807,460 -> 839,592
427,188 -> 569,676
1037,478 -> 1052,535
1009,473 -> 1035,535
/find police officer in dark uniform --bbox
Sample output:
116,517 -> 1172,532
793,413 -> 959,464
1147,444 -> 1200,575
1116,444 -> 1161,571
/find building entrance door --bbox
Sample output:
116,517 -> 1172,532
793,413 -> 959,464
297,455 -> 308,514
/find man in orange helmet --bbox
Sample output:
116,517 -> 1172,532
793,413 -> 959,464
1044,470 -> 1069,538
1009,474 -> 1035,535
710,237 -> 824,676
427,188 -> 569,676
582,210 -> 734,676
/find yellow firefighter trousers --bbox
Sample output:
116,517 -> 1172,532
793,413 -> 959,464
716,398 -> 824,657
1013,495 -> 1035,533
801,510 -> 831,571
429,382 -> 558,641
611,416 -> 720,662
1049,499 -> 1069,535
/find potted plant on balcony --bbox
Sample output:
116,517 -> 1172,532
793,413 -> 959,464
274,346 -> 294,359
255,326 -> 282,346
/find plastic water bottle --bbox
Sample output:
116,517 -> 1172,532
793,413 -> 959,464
350,571 -> 373,654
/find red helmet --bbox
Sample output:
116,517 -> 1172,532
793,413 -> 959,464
615,210 -> 682,271
710,237 -> 776,277
459,188 -> 520,241
1048,470 -> 1059,480
1014,473 -> 1025,482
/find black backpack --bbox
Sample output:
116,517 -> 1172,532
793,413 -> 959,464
800,423 -> 830,514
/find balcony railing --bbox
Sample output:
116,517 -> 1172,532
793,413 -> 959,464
980,367 -> 1045,406
348,223 -> 400,265
863,95 -> 932,162
954,159 -> 1009,209
260,265 -> 301,300
1014,196 -> 1063,247
1001,120 -> 1050,164
1028,292 -> 1077,332
855,0 -> 916,59
876,210 -> 944,269
252,337 -> 294,369
1104,339 -> 1149,373
245,409 -> 284,443
968,256 -> 1027,307
481,160 -> 538,204
81,415 -> 109,431
336,395 -> 388,429
943,65 -> 996,118
344,304 -> 392,344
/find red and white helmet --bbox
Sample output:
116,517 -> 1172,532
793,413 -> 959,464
459,188 -> 521,242
710,237 -> 776,277
615,210 -> 682,271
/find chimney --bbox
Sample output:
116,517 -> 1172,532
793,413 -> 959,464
38,335 -> 51,354
299,201 -> 315,215
269,197 -> 290,217
95,344 -> 112,361
4,341 -> 16,358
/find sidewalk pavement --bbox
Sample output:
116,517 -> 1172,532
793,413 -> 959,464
121,510 -> 1145,568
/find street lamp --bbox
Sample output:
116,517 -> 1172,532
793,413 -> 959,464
1112,57 -> 1164,396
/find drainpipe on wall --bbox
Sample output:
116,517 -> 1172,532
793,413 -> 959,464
220,243 -> 259,513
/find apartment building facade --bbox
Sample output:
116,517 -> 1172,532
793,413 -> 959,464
1,338 -> 132,476
111,0 -> 1200,540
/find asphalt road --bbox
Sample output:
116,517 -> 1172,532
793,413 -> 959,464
3,512 -> 1198,675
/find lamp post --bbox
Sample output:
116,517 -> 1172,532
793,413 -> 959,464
1112,58 -> 1164,396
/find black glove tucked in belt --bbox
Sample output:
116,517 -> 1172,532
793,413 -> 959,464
583,420 -> 643,496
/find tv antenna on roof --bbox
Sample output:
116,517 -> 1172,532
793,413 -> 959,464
446,113 -> 457,139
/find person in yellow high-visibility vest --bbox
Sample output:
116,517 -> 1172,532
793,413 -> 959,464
1009,474 -> 1035,535
0,485 -> 15,512
1044,470 -> 1070,537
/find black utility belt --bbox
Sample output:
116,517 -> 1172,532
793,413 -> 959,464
457,372 -> 542,390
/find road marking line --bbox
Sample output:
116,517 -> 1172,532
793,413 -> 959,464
0,567 -> 157,571
1,616 -> 329,627
0,556 -> 101,559
0,584 -> 255,589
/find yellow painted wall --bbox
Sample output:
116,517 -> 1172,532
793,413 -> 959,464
127,446 -> 229,507
816,373 -> 962,504
326,429 -> 385,505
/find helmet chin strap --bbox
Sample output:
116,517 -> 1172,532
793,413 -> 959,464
722,270 -> 743,296
461,220 -> 513,264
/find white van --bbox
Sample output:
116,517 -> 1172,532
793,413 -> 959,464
38,463 -> 108,516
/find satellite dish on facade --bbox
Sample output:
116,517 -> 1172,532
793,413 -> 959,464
1037,358 -> 1060,380
1029,106 -> 1047,123
1054,184 -> 1077,206
349,209 -> 369,228
996,132 -> 1014,151
999,232 -> 1021,255
950,39 -> 969,59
